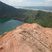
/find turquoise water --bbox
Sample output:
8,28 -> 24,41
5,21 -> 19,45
0,19 -> 22,35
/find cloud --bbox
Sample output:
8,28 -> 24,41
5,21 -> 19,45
0,0 -> 52,7
0,0 -> 24,6
44,0 -> 52,6
0,0 -> 24,3
47,0 -> 52,2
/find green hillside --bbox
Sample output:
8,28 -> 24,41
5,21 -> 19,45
24,10 -> 52,27
0,1 -> 52,27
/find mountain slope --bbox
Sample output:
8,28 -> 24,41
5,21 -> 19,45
0,1 -> 18,18
0,23 -> 52,52
0,1 -> 28,22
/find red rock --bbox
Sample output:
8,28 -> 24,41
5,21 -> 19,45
0,23 -> 52,52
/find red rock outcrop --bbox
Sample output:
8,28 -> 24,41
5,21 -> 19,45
0,23 -> 52,52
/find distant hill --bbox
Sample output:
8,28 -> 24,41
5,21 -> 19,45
22,6 -> 52,12
0,1 -> 52,27
0,1 -> 28,22
0,2 -> 26,18
0,1 -> 18,18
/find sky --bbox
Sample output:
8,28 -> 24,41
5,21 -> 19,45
0,0 -> 52,7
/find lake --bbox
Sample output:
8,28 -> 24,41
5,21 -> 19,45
0,19 -> 22,35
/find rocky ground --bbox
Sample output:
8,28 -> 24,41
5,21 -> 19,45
0,23 -> 52,52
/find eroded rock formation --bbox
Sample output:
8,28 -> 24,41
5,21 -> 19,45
0,23 -> 52,52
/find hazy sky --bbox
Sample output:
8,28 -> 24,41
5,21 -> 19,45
0,0 -> 52,7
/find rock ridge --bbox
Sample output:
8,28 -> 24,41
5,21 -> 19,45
0,23 -> 52,52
